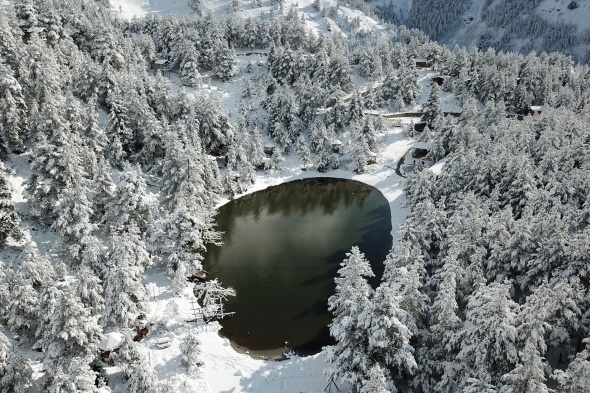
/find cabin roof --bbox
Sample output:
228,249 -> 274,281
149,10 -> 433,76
154,59 -> 170,65
413,141 -> 433,150
98,332 -> 123,351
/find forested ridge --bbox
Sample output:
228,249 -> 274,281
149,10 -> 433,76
374,0 -> 590,64
1,0 -> 590,391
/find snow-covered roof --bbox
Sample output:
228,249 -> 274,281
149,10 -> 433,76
413,142 -> 433,150
154,59 -> 170,65
429,158 -> 447,175
529,105 -> 544,111
331,139 -> 342,145
27,27 -> 46,33
414,58 -> 429,63
98,332 -> 123,351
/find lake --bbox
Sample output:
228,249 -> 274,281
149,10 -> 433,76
203,178 -> 392,357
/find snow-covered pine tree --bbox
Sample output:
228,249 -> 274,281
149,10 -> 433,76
180,47 -> 202,88
77,265 -> 105,314
360,117 -> 377,152
362,283 -> 416,392
212,41 -> 237,82
271,147 -> 284,170
41,285 -> 103,374
102,233 -> 149,328
159,131 -> 215,210
398,59 -> 419,106
0,62 -> 27,155
103,164 -> 156,235
44,356 -> 101,393
151,205 -> 220,293
455,280 -> 518,387
6,272 -> 38,336
0,337 -> 34,393
360,365 -> 390,393
382,242 -> 429,336
0,167 -> 21,245
181,329 -> 203,375
116,332 -> 144,379
326,246 -> 375,393
553,338 -> 590,392
348,90 -> 365,127
421,84 -> 443,128
52,183 -> 97,262
127,360 -> 160,393
27,96 -> 89,222
16,242 -> 55,289
350,124 -> 370,174
296,133 -> 312,169
34,282 -> 61,350
501,279 -> 583,393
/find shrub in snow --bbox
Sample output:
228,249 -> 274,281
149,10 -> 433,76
181,329 -> 203,375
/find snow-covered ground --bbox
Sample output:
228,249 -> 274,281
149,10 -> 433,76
536,0 -> 590,31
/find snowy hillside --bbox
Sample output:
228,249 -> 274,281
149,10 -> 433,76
3,0 -> 590,392
372,0 -> 590,63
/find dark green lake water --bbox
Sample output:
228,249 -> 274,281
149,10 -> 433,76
204,178 -> 392,356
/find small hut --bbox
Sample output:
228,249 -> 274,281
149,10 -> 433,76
414,122 -> 427,132
153,58 -> 170,69
153,58 -> 171,76
331,139 -> 343,154
414,58 -> 431,68
366,151 -> 377,165
98,332 -> 123,363
409,142 -> 433,165
527,105 -> 543,116
264,144 -> 276,156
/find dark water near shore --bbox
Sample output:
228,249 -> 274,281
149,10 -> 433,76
203,178 -> 392,356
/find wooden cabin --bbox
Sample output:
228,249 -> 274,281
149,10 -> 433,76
414,122 -> 427,132
264,144 -> 276,156
153,58 -> 170,69
527,105 -> 543,116
405,142 -> 433,167
153,58 -> 171,76
98,332 -> 123,364
414,58 -> 431,68
331,139 -> 343,154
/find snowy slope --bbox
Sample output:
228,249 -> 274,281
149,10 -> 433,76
370,0 -> 590,63
110,0 -> 190,19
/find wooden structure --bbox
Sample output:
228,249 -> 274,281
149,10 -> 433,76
153,58 -> 170,69
98,332 -> 123,363
405,141 -> 434,168
215,156 -> 227,169
153,58 -> 171,76
432,76 -> 445,86
331,139 -> 343,154
366,151 -> 377,165
264,144 -> 276,156
156,337 -> 172,349
414,122 -> 427,132
527,105 -> 543,116
414,58 -> 431,68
